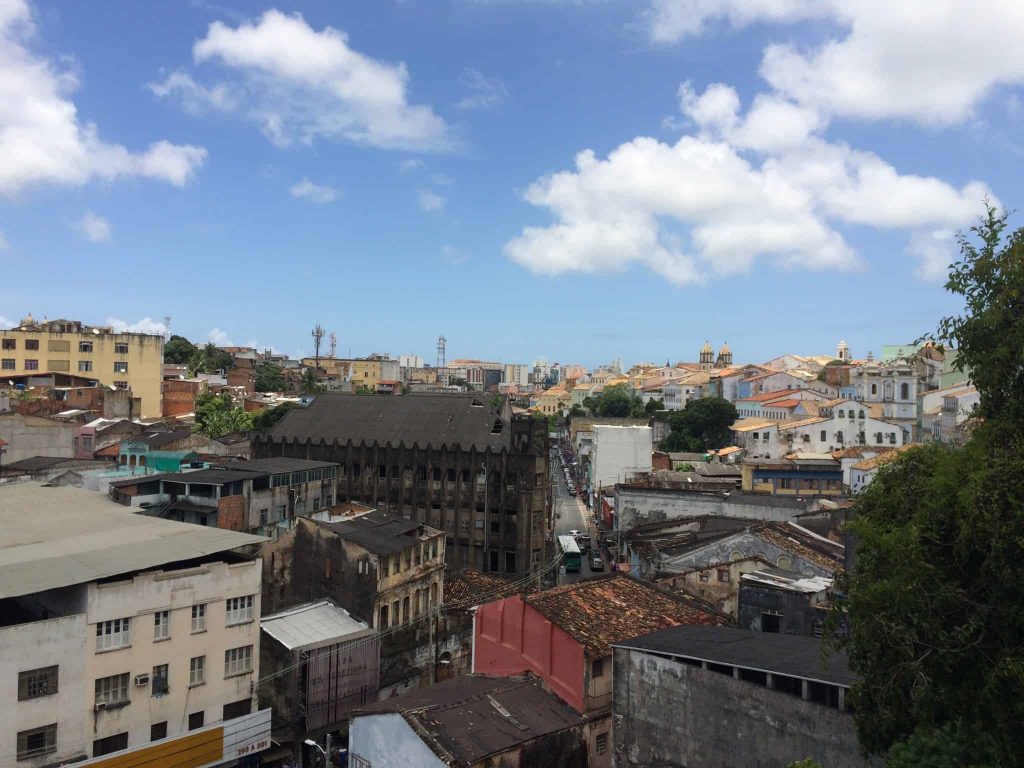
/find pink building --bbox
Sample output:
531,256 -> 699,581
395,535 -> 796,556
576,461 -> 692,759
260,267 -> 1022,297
473,574 -> 726,767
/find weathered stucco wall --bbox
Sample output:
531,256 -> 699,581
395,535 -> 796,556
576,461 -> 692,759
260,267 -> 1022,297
615,487 -> 808,530
613,649 -> 874,768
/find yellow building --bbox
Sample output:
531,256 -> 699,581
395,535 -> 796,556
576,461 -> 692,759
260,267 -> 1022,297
1,315 -> 164,418
532,387 -> 570,414
300,356 -> 400,390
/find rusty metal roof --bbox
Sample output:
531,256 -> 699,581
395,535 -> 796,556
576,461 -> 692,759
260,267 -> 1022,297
523,573 -> 727,656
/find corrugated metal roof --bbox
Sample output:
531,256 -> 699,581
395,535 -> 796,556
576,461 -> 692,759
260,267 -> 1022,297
261,600 -> 370,650
0,483 -> 264,599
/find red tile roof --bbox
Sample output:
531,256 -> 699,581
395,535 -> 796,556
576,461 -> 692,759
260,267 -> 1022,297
737,388 -> 805,402
523,573 -> 727,656
444,569 -> 520,607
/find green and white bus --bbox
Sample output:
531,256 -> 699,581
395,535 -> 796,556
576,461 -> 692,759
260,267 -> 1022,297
558,535 -> 582,573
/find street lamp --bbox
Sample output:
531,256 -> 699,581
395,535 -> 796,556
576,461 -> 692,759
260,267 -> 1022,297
304,738 -> 329,765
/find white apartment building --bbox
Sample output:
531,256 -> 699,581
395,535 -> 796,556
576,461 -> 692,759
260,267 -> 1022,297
503,363 -> 530,387
589,425 -> 653,500
0,483 -> 267,768
734,400 -> 906,460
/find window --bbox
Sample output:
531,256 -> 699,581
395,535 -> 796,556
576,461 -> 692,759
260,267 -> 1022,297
381,558 -> 389,577
188,711 -> 204,731
392,600 -> 400,624
191,604 -> 206,633
18,666 -> 58,700
190,656 -> 205,686
225,595 -> 254,625
889,432 -> 897,444
259,507 -> 269,525
95,672 -> 130,706
838,409 -> 844,418
1,358 -> 14,370
93,732 -> 128,758
379,604 -> 389,629
113,380 -> 128,390
596,732 -> 609,755
79,340 -> 93,353
430,581 -> 438,607
224,645 -> 253,677
1,338 -> 13,350
699,571 -> 709,582
761,612 -> 782,633
25,339 -> 39,350
113,361 -> 128,373
78,360 -> 93,372
154,610 -> 170,641
275,503 -> 287,519
871,383 -> 878,395
223,698 -> 252,720
819,430 -> 827,441
24,358 -> 39,370
150,722 -> 167,742
17,724 -> 57,762
717,568 -> 730,582
96,617 -> 131,651
431,539 -> 438,559
779,478 -> 793,490
402,596 -> 410,622
591,658 -> 604,678
900,382 -> 910,400
151,664 -> 169,696
114,342 -> 129,354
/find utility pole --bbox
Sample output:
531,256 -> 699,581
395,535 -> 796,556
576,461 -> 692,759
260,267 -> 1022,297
312,323 -> 325,377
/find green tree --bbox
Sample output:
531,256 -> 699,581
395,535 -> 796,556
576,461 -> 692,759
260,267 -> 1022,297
300,368 -> 323,394
594,384 -> 644,418
164,334 -> 198,364
644,397 -> 664,416
568,403 -> 586,419
659,397 -> 737,452
254,363 -> 286,392
202,342 -> 234,373
581,397 -> 595,415
834,206 -> 1024,768
251,402 -> 299,433
194,393 -> 252,438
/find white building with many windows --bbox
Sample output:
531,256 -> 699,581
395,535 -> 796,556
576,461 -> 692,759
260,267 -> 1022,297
0,483 -> 267,768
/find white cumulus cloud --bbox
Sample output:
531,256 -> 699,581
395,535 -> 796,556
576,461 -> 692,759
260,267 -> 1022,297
506,83 -> 992,284
649,0 -> 1024,125
0,0 -> 206,196
289,178 -> 339,204
0,315 -> 15,329
153,9 -> 450,151
207,328 -> 234,346
418,189 -> 445,213
75,212 -> 112,243
106,316 -> 168,335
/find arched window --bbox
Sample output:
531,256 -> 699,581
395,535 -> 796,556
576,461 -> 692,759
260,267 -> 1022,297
900,382 -> 909,400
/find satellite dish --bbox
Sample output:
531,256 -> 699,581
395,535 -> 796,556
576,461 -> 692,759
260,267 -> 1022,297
109,385 -> 117,391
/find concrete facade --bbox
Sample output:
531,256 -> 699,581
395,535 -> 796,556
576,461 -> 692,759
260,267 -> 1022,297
614,486 -> 814,530
0,413 -> 75,464
590,425 -> 652,495
613,649 -> 870,768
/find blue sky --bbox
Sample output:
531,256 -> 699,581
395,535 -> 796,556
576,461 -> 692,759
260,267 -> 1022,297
1,0 -> 1022,367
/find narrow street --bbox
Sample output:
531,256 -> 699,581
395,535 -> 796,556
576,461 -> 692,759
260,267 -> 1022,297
550,450 -> 603,584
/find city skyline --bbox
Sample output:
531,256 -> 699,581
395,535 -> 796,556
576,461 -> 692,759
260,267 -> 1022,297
1,0 -> 1018,363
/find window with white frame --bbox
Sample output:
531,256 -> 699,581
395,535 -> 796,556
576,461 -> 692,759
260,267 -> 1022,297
224,645 -> 253,677
191,604 -> 206,633
96,617 -> 131,651
153,610 -> 170,641
225,595 -> 254,625
94,672 -> 130,705
190,656 -> 206,686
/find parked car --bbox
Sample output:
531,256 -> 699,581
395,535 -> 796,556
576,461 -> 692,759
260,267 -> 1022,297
590,554 -> 604,570
569,488 -> 577,496
568,529 -> 582,537
577,535 -> 591,552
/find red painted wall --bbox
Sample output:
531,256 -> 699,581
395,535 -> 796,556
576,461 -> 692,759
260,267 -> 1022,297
473,595 -> 586,712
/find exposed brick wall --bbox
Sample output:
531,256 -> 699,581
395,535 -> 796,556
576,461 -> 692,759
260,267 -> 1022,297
218,494 -> 246,531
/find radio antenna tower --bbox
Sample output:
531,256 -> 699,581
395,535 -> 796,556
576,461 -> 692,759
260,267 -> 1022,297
328,332 -> 337,358
312,323 -> 325,374
436,335 -> 447,384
